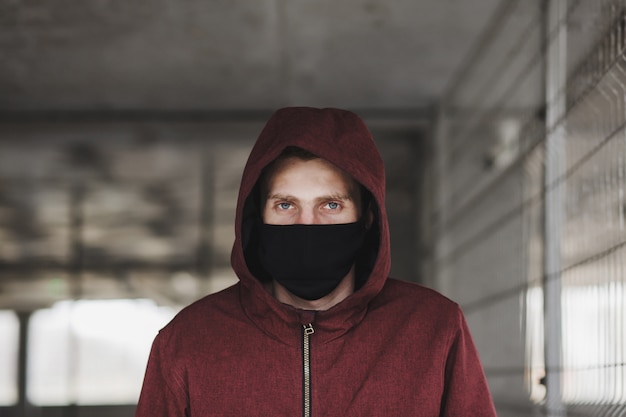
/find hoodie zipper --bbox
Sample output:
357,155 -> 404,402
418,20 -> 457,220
302,323 -> 315,417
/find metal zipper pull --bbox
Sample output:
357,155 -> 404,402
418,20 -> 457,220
303,323 -> 315,336
302,323 -> 315,417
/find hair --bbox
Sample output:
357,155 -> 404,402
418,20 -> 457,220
259,146 -> 316,196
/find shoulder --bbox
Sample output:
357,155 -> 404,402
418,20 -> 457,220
362,278 -> 470,359
380,278 -> 458,307
158,283 -> 243,340
372,278 -> 464,325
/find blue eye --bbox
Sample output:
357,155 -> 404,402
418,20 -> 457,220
278,202 -> 291,210
328,202 -> 339,209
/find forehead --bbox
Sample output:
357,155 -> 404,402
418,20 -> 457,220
265,157 -> 358,193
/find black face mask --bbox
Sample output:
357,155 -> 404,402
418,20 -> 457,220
258,220 -> 367,301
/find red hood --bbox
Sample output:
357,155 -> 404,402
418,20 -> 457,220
230,107 -> 391,338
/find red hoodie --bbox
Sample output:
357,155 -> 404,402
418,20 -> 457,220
136,107 -> 496,417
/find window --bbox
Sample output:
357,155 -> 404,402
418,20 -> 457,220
0,310 -> 19,405
28,299 -> 176,405
561,283 -> 626,404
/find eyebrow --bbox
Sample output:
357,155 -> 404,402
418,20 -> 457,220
266,193 -> 298,202
266,193 -> 354,203
317,193 -> 354,202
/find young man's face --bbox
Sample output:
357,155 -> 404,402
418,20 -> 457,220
262,157 -> 361,225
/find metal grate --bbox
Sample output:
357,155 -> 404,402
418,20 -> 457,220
428,0 -> 626,415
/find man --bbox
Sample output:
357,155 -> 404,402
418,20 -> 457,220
136,107 -> 496,416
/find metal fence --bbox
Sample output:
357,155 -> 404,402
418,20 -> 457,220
427,0 -> 626,415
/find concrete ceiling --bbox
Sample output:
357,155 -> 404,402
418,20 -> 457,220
1,0 -> 503,111
0,0 -> 507,309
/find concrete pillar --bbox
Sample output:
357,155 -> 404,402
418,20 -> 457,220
544,0 -> 567,414
16,311 -> 33,417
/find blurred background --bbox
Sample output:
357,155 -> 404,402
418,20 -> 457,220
1,0 -> 625,416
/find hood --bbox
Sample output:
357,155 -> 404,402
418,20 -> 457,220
230,107 -> 391,335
